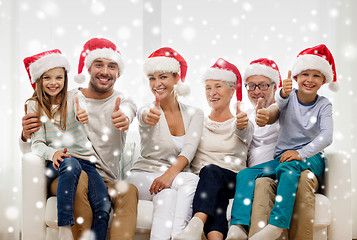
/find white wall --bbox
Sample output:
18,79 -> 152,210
0,0 -> 356,239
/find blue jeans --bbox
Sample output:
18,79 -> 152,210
230,153 -> 325,229
46,157 -> 111,240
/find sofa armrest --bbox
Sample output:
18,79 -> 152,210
22,153 -> 47,240
324,151 -> 352,240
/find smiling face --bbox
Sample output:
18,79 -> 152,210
296,69 -> 325,98
148,72 -> 179,101
88,58 -> 119,96
245,75 -> 277,108
205,80 -> 235,111
41,67 -> 66,103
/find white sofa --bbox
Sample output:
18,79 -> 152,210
22,134 -> 352,240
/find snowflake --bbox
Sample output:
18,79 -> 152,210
275,195 -> 283,202
5,206 -> 19,220
243,198 -> 251,205
76,217 -> 84,224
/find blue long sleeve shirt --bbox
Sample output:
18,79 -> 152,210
274,89 -> 333,160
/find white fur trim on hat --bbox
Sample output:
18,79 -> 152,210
243,63 -> 280,85
143,57 -> 180,75
202,68 -> 236,83
85,48 -> 124,75
29,53 -> 70,84
291,54 -> 333,83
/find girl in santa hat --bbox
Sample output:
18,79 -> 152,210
24,50 -> 110,240
126,47 -> 204,240
174,58 -> 254,240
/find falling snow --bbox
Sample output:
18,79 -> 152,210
1,0 -> 356,238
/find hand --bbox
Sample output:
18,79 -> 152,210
235,101 -> 248,130
281,70 -> 293,98
21,103 -> 41,141
149,171 -> 175,195
279,150 -> 302,163
144,94 -> 161,126
75,97 -> 88,124
255,98 -> 269,127
52,147 -> 71,170
112,97 -> 129,131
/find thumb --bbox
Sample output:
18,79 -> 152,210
75,97 -> 81,111
256,98 -> 264,110
155,93 -> 160,108
236,101 -> 241,115
287,70 -> 292,80
114,97 -> 121,112
63,147 -> 67,153
24,102 -> 28,114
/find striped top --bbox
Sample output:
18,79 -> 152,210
27,91 -> 97,162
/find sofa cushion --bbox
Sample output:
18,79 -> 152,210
314,193 -> 332,226
45,197 -> 58,229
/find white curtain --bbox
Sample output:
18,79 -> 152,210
1,0 -> 356,239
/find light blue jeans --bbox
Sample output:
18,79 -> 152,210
46,157 -> 111,240
230,153 -> 325,229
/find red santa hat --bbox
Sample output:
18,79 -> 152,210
243,58 -> 282,88
23,49 -> 71,90
202,58 -> 243,101
143,47 -> 189,96
291,44 -> 338,91
74,38 -> 124,83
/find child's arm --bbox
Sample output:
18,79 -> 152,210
296,103 -> 333,160
26,100 -> 61,161
275,71 -> 293,110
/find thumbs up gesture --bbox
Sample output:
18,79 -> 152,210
112,97 -> 129,131
76,97 -> 88,124
255,98 -> 269,127
235,101 -> 249,130
144,94 -> 162,126
281,70 -> 293,98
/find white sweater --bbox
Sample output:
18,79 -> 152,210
130,101 -> 204,173
246,108 -> 280,167
190,116 -> 254,174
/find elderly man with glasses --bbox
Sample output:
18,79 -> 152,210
226,58 -> 319,240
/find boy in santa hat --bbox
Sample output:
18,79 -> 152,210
20,38 -> 138,240
227,44 -> 336,240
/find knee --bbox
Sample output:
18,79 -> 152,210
255,177 -> 277,193
199,164 -> 221,178
59,157 -> 81,174
113,181 -> 138,198
296,170 -> 318,199
275,161 -> 297,174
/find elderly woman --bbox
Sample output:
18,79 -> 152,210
127,47 -> 204,240
174,58 -> 254,240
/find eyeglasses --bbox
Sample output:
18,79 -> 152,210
245,82 -> 275,91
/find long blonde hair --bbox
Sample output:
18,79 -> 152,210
26,68 -> 68,131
